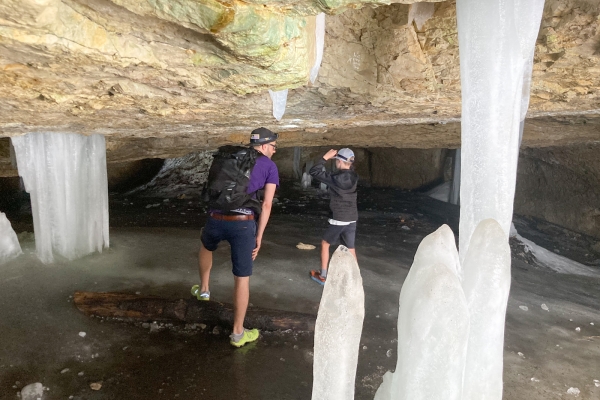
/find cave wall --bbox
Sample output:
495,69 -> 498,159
514,143 -> 600,239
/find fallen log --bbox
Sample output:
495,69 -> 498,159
73,291 -> 316,332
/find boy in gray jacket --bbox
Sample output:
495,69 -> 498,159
309,148 -> 358,285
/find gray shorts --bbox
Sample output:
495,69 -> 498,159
323,222 -> 356,249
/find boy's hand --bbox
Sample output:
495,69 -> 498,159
323,149 -> 338,161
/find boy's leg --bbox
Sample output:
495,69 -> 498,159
233,276 -> 249,335
341,222 -> 357,261
198,242 -> 213,293
194,220 -> 222,300
320,239 -> 330,277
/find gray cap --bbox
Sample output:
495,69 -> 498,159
334,148 -> 355,163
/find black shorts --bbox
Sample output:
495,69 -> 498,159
322,222 -> 356,249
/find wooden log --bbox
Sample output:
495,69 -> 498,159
73,291 -> 316,332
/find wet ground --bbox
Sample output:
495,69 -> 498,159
0,182 -> 599,399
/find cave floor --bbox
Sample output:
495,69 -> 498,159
0,186 -> 599,400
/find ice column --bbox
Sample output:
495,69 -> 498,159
293,147 -> 302,180
449,149 -> 461,205
408,2 -> 435,30
12,132 -> 109,263
269,89 -> 288,121
375,225 -> 469,400
312,246 -> 364,400
0,212 -> 22,264
456,0 -> 545,259
309,13 -> 326,84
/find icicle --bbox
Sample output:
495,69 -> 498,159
268,89 -> 288,121
408,2 -> 435,30
12,132 -> 109,263
0,212 -> 22,264
449,148 -> 460,205
309,13 -> 326,84
293,147 -> 302,180
312,246 -> 364,400
301,160 -> 314,189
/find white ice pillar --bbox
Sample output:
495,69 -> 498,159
0,212 -> 22,264
309,13 -> 326,84
456,0 -> 545,260
312,246 -> 364,400
12,132 -> 109,263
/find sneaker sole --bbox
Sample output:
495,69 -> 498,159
310,275 -> 325,286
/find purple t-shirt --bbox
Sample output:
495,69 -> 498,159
247,155 -> 279,194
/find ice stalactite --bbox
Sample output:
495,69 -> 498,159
407,2 -> 435,30
301,160 -> 314,189
309,13 -> 326,84
375,225 -> 469,400
0,212 -> 22,264
456,0 -> 545,259
12,132 -> 109,264
449,149 -> 461,205
269,89 -> 288,121
461,219 -> 511,400
293,147 -> 302,180
312,246 -> 364,400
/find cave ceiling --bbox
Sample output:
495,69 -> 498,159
0,0 -> 599,170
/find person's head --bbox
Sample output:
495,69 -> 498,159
334,148 -> 354,170
249,127 -> 278,159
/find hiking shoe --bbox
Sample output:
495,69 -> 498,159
191,285 -> 210,301
230,329 -> 260,348
310,270 -> 326,286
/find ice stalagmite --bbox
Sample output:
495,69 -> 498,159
12,132 -> 109,263
312,246 -> 364,400
461,219 -> 511,400
269,89 -> 288,121
309,13 -> 326,84
374,225 -> 469,400
0,212 -> 22,264
456,0 -> 545,259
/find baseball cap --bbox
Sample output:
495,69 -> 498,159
249,127 -> 278,145
334,148 -> 355,163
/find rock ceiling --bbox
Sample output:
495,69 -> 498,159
0,0 -> 599,167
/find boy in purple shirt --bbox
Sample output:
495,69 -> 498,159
192,128 -> 279,347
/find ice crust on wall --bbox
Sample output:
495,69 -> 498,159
408,2 -> 435,30
375,225 -> 469,400
456,0 -> 545,260
12,132 -> 109,264
309,13 -> 326,84
312,245 -> 364,400
0,212 -> 22,264
461,219 -> 511,400
269,89 -> 288,121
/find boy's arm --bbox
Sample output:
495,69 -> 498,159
309,149 -> 338,186
252,182 -> 276,260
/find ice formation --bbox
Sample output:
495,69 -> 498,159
309,13 -> 326,84
456,0 -> 545,259
449,149 -> 460,205
408,2 -> 435,30
312,245 -> 364,400
12,132 -> 109,263
461,219 -> 511,400
293,147 -> 302,179
375,225 -> 469,400
269,89 -> 288,121
0,212 -> 22,264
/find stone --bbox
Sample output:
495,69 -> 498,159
20,383 -> 44,400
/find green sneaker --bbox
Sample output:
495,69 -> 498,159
191,285 -> 210,301
230,329 -> 260,348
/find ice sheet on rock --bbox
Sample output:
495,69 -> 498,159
309,13 -> 325,84
269,89 -> 288,121
12,132 -> 109,263
456,0 -> 545,261
408,2 -> 435,30
0,212 -> 22,264
461,219 -> 511,400
375,225 -> 469,400
312,245 -> 364,400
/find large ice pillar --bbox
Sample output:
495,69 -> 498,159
309,13 -> 326,84
269,89 -> 288,121
0,212 -> 22,264
12,132 -> 109,263
312,246 -> 364,400
374,225 -> 469,400
456,0 -> 545,259
461,219 -> 511,400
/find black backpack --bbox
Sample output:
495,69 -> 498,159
204,146 -> 262,213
